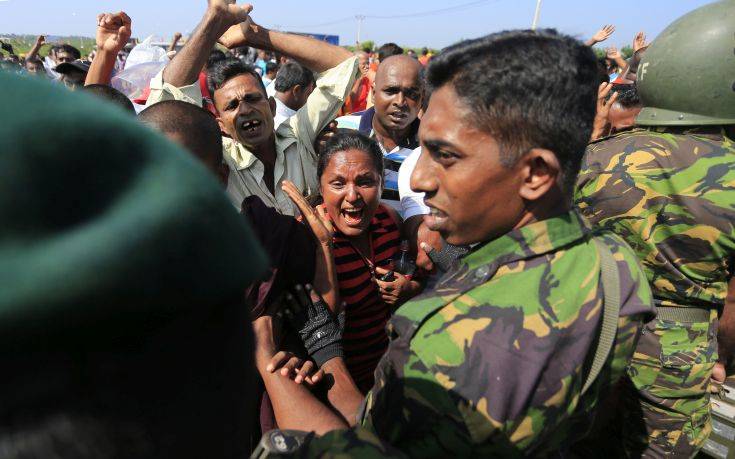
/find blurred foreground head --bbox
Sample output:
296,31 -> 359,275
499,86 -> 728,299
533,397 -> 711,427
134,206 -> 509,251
0,72 -> 267,459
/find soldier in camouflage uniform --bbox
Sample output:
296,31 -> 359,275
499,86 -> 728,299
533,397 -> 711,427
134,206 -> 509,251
251,30 -> 654,458
574,1 -> 735,456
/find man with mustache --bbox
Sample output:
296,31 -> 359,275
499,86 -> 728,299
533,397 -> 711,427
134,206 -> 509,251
146,0 -> 359,215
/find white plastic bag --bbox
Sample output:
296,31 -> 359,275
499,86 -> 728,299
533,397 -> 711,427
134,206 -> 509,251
110,36 -> 169,101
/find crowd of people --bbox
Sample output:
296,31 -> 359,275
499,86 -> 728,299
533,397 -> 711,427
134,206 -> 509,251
1,0 -> 734,457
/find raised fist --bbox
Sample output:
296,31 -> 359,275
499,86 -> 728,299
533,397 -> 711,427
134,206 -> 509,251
96,12 -> 132,53
207,0 -> 253,28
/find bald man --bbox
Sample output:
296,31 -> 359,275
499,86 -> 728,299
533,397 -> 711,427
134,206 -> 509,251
371,55 -> 423,152
139,100 -> 228,185
337,54 -> 423,211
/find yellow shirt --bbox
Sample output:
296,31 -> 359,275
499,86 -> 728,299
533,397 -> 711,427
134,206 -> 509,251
146,57 -> 359,215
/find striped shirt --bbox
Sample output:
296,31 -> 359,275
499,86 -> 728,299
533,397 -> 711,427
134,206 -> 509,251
321,203 -> 400,393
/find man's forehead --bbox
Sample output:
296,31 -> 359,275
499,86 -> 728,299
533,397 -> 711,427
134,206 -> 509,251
376,57 -> 421,87
420,86 -> 478,142
216,73 -> 265,99
376,69 -> 421,89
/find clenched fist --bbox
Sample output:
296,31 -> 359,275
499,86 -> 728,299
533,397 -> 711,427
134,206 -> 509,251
96,12 -> 132,54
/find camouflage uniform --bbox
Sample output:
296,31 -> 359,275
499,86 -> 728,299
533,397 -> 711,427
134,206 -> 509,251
256,211 -> 653,457
575,127 -> 735,457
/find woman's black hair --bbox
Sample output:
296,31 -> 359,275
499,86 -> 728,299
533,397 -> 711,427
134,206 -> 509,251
316,131 -> 385,182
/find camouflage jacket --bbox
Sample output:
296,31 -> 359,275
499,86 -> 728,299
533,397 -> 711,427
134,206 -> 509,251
265,211 -> 653,458
575,127 -> 735,309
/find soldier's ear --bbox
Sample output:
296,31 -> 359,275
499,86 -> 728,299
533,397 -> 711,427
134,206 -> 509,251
517,148 -> 561,202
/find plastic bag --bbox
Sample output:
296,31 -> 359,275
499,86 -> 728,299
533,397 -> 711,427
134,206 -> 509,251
110,36 -> 169,101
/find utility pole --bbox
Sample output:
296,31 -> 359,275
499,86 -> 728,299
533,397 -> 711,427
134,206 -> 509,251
531,0 -> 543,30
355,15 -> 365,45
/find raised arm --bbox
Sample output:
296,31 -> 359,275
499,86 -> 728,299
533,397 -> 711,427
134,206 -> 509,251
282,180 -> 340,312
219,20 -> 352,73
168,32 -> 183,53
585,24 -> 615,47
253,316 -> 349,434
26,35 -> 46,62
606,46 -> 628,72
86,12 -> 132,86
632,31 -> 648,53
590,82 -> 618,141
162,0 -> 252,88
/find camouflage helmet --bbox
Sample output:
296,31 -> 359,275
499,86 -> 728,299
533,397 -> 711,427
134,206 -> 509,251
636,0 -> 735,126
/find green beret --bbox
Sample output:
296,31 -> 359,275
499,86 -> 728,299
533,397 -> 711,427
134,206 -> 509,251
0,72 -> 268,350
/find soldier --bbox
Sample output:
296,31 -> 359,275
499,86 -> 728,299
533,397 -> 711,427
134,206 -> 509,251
574,1 -> 735,456
251,29 -> 654,457
0,71 -> 267,458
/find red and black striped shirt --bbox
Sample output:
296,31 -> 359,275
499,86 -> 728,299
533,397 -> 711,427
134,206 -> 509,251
321,204 -> 400,393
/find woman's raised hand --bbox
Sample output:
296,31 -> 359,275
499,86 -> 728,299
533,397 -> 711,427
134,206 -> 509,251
282,180 -> 334,246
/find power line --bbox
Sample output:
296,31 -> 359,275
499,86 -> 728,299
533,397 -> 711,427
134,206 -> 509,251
365,0 -> 496,20
279,0 -> 499,30
279,16 -> 355,30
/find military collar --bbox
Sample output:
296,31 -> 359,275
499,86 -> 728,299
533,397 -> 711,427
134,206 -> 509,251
391,210 -> 593,339
460,210 -> 591,276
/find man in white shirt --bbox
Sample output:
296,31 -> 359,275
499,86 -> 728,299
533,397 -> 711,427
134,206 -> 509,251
270,62 -> 316,129
397,147 -> 429,221
261,60 -> 278,87
146,0 -> 358,215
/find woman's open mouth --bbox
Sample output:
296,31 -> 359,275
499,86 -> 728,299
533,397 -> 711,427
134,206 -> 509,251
341,207 -> 365,226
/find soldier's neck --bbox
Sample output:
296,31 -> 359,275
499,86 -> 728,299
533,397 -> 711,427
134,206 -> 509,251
513,192 -> 569,231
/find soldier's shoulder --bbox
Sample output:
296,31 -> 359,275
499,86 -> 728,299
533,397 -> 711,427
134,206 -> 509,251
593,228 -> 630,252
587,128 -> 658,150
589,127 -> 651,143
589,228 -> 649,282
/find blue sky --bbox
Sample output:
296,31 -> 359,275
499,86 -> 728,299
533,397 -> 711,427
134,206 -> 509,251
0,0 -> 715,49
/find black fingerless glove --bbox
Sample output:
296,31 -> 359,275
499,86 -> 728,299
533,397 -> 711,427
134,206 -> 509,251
284,287 -> 345,367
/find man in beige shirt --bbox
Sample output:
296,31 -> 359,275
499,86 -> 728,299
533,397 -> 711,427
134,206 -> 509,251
147,0 -> 358,215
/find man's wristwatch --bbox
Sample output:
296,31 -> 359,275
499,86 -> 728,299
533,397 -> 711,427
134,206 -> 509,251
251,430 -> 311,458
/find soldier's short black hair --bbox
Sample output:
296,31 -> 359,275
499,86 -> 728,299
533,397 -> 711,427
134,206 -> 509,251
378,43 -> 404,62
273,62 -> 315,93
427,29 -> 598,196
139,100 -> 222,164
207,58 -> 266,99
83,84 -> 136,114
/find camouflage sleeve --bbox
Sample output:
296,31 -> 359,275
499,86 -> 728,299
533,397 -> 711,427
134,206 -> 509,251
573,142 -> 605,217
252,427 -> 406,458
